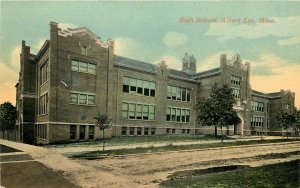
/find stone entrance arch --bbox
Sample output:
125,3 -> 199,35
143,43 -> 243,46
234,113 -> 244,135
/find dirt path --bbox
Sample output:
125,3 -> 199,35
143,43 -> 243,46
77,141 -> 300,187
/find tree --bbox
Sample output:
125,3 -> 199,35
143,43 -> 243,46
0,102 -> 17,139
277,109 -> 299,139
94,113 -> 112,151
195,83 -> 240,142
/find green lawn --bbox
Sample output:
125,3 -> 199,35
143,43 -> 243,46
160,160 -> 299,188
67,139 -> 294,158
47,134 -> 232,148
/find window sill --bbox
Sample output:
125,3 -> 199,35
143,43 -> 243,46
167,98 -> 191,103
70,103 -> 96,107
166,121 -> 191,124
72,70 -> 96,75
121,118 -> 156,122
123,92 -> 156,98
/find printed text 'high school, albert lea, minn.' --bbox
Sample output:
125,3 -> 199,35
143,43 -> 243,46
178,17 -> 276,24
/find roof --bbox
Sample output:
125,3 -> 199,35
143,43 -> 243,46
252,90 -> 282,98
114,55 -> 155,72
114,55 -> 218,81
267,92 -> 281,97
193,67 -> 220,78
169,69 -> 193,79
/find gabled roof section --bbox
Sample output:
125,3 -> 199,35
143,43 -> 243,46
169,69 -> 193,79
193,67 -> 221,78
114,55 -> 155,73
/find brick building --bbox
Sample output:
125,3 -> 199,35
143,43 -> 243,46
15,22 -> 296,144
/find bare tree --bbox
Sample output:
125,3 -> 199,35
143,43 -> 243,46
94,113 -> 112,151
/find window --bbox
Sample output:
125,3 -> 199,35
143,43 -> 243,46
81,46 -> 88,55
71,60 -> 96,75
144,81 -> 150,96
71,92 -> 96,106
171,108 -> 176,122
171,86 -> 177,100
149,106 -> 155,120
70,125 -> 76,140
122,102 -> 155,121
129,127 -> 135,135
79,94 -> 87,104
285,104 -> 291,109
130,78 -> 137,93
136,104 -> 142,119
172,129 -> 176,134
88,64 -> 96,74
177,87 -> 182,100
40,60 -> 48,85
80,125 -> 86,140
143,105 -> 149,120
150,82 -> 156,97
144,128 -> 149,135
181,109 -> 186,122
137,80 -> 143,94
137,127 -> 142,135
89,126 -> 94,139
166,108 -> 171,121
71,93 -> 78,104
176,108 -> 181,122
251,116 -> 264,127
231,75 -> 240,86
187,89 -> 191,102
168,85 -> 191,102
167,86 -> 172,99
122,103 -> 129,118
36,124 -> 47,139
166,107 -> 191,123
182,88 -> 186,101
121,127 -> 127,135
88,95 -> 95,105
129,103 -> 136,119
72,60 -> 79,71
123,77 -> 129,93
79,62 -> 88,72
39,93 -> 48,115
122,77 -> 156,97
251,101 -> 264,112
166,128 -> 171,134
232,88 -> 240,99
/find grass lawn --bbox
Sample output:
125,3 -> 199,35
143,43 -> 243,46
160,160 -> 299,188
48,134 -> 232,148
68,139 -> 295,158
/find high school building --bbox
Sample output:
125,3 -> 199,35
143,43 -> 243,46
15,22 -> 295,144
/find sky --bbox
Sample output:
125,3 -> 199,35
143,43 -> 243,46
0,1 -> 299,108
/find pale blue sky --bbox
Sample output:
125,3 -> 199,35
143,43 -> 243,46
0,1 -> 300,106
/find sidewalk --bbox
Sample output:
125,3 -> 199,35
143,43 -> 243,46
0,139 -> 142,188
0,142 -> 79,188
